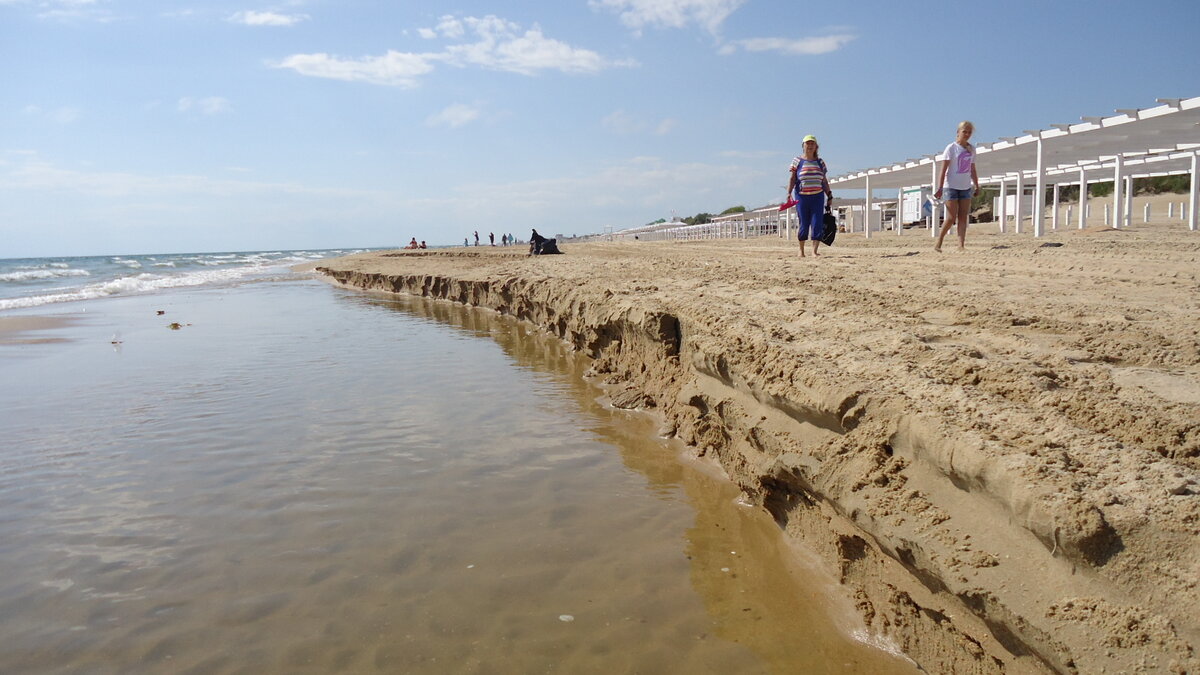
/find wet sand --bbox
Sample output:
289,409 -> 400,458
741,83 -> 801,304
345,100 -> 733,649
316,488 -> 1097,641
316,215 -> 1200,673
0,314 -> 82,344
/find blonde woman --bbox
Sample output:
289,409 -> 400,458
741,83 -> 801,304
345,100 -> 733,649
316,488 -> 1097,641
934,121 -> 980,252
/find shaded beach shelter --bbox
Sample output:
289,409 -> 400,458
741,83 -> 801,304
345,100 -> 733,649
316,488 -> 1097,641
828,96 -> 1200,238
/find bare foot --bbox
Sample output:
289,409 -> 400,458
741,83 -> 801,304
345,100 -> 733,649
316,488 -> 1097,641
934,244 -> 942,253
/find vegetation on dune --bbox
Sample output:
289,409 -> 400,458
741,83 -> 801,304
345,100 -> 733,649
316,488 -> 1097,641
644,205 -> 746,228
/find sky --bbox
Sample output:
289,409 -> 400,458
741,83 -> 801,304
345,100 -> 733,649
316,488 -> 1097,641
2,0 -> 1198,257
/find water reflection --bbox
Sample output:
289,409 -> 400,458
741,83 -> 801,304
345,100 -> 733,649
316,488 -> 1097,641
354,291 -> 916,674
0,281 -> 916,674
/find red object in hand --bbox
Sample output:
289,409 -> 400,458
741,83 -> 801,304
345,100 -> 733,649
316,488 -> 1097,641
779,199 -> 798,211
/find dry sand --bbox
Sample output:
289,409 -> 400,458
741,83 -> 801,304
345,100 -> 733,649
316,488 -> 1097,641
315,216 -> 1199,674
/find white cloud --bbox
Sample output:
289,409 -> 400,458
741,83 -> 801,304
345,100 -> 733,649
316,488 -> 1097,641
275,14 -> 632,87
602,109 -> 643,135
0,158 -> 368,200
21,105 -> 81,123
602,110 -> 676,136
4,0 -> 115,22
434,15 -> 465,39
718,149 -> 779,160
443,22 -> 609,75
178,97 -> 232,115
273,51 -> 437,88
228,10 -> 309,27
51,107 -> 81,123
719,34 -> 856,56
427,155 -> 769,226
589,0 -> 746,35
426,103 -> 481,129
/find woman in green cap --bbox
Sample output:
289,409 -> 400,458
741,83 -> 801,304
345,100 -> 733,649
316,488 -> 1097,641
787,135 -> 833,257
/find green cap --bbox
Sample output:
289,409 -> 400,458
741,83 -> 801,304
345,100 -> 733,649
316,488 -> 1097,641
802,134 -> 817,143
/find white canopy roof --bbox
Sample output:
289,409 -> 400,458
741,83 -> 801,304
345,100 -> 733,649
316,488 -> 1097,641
830,97 -> 1200,190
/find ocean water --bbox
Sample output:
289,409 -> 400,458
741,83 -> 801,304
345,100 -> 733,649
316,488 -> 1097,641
0,250 -> 368,311
0,256 -> 916,674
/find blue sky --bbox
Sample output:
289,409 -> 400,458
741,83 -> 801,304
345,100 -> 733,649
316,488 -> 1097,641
2,0 -> 1197,256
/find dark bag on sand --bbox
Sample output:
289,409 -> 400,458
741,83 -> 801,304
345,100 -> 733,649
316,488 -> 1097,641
820,212 -> 837,246
539,238 -> 563,255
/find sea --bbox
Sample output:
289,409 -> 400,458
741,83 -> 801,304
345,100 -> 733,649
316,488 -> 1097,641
0,250 -> 916,674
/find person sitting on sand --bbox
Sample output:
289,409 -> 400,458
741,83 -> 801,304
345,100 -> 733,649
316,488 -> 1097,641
529,228 -> 547,255
405,237 -> 419,249
934,121 -> 980,252
419,241 -> 427,249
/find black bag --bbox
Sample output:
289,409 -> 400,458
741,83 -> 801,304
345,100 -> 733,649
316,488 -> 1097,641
820,212 -> 837,246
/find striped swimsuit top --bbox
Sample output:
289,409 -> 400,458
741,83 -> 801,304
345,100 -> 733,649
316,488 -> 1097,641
792,158 -> 827,195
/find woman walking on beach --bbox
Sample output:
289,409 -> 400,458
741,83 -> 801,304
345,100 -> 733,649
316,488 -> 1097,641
787,135 -> 832,258
934,121 -> 980,252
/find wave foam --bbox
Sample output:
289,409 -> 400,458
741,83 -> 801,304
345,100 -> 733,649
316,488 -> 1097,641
0,265 -> 270,311
0,268 -> 92,282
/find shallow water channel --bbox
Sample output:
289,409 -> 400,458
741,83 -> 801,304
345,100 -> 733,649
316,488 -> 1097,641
0,277 -> 917,673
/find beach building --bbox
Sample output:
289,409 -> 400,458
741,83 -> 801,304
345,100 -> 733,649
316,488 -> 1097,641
613,97 -> 1198,242
829,96 -> 1200,238
613,198 -> 900,241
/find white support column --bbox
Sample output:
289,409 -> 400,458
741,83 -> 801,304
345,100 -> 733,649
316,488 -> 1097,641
1124,176 -> 1134,227
998,178 -> 1007,233
897,188 -> 904,236
1014,172 -> 1025,234
864,175 -> 873,239
1051,183 -> 1060,230
1033,138 -> 1046,237
1112,155 -> 1124,229
1078,168 -> 1087,229
930,162 -> 940,238
1144,203 -> 1150,223
1190,153 -> 1199,232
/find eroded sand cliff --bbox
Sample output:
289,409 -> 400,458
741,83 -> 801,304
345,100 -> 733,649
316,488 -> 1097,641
315,223 -> 1199,673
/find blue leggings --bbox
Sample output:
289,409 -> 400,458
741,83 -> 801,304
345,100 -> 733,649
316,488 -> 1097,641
795,193 -> 825,241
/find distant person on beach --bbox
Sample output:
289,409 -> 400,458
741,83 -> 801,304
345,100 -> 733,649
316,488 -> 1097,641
489,232 -> 495,246
464,237 -> 469,247
529,228 -> 547,255
786,134 -> 833,258
474,231 -> 480,246
934,121 -> 980,252
419,241 -> 427,249
405,237 -> 419,249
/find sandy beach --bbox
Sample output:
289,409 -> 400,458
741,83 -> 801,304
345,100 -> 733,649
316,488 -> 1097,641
317,213 -> 1199,674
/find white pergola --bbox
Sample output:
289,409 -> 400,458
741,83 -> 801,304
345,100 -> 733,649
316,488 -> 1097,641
829,97 -> 1200,238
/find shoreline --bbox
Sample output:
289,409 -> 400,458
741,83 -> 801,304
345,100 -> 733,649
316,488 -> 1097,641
314,221 -> 1199,673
